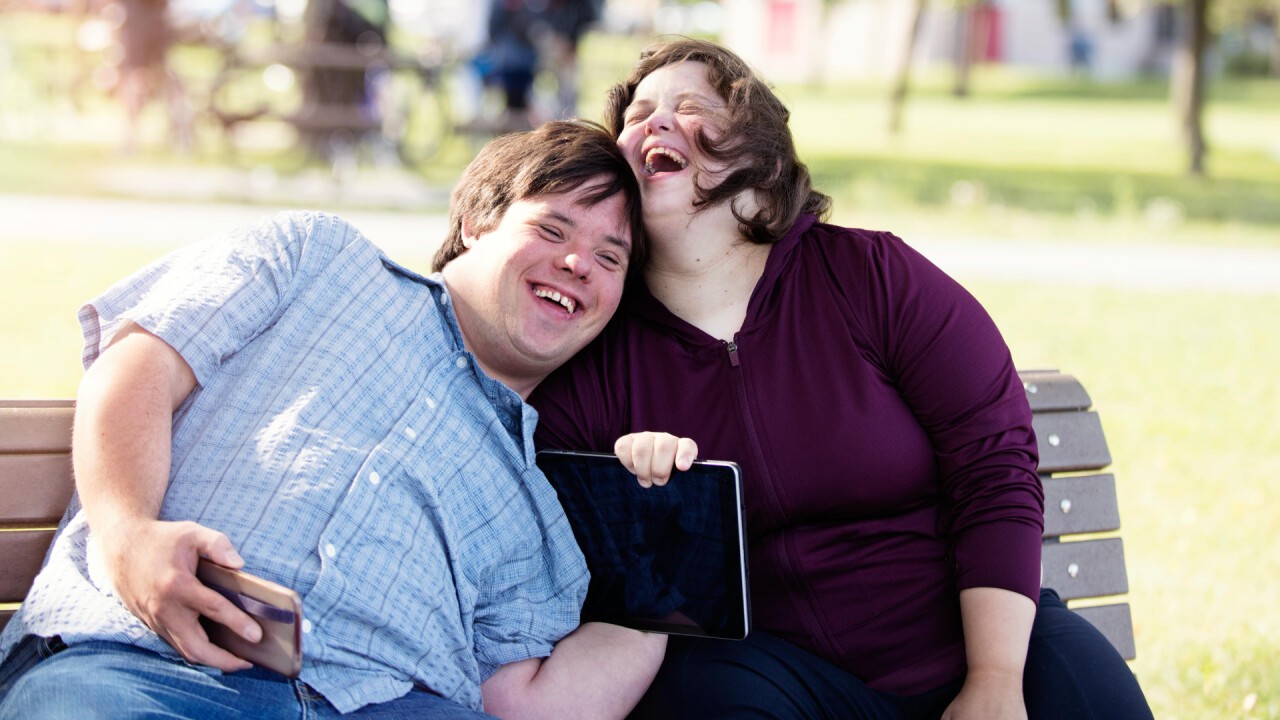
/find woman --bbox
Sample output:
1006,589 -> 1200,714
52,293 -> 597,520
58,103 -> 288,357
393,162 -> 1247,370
529,38 -> 1152,720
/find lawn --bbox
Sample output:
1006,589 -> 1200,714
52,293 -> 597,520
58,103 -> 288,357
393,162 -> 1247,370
2,12 -> 1279,719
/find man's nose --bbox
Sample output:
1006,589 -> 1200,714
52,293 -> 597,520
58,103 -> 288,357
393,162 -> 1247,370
562,252 -> 591,279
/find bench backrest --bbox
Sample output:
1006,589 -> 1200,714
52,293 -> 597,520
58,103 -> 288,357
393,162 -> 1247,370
0,373 -> 1136,659
0,400 -> 75,633
1022,370 -> 1135,659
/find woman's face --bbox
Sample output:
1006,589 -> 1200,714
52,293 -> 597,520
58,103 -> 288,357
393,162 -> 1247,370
616,61 -> 729,223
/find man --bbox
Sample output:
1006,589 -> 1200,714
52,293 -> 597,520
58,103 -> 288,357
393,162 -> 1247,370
0,121 -> 665,719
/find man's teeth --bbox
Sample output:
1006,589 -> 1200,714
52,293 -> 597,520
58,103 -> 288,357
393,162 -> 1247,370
643,147 -> 689,175
534,287 -> 576,314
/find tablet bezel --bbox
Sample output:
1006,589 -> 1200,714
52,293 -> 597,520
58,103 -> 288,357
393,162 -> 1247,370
535,449 -> 750,640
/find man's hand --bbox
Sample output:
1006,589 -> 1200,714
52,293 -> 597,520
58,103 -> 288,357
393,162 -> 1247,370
940,669 -> 1026,720
99,517 -> 261,672
613,432 -> 698,487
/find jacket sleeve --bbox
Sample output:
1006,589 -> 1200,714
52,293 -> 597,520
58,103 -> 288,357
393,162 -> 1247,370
858,230 -> 1044,602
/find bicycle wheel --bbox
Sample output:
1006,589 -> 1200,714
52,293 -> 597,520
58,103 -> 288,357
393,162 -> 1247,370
381,63 -> 451,171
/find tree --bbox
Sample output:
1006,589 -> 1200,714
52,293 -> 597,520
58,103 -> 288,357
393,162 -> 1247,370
886,0 -> 985,134
1172,0 -> 1210,176
888,0 -> 928,133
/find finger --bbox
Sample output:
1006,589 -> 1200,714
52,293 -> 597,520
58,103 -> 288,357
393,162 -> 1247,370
191,527 -> 245,570
674,438 -> 699,471
613,435 -> 638,475
649,434 -> 679,486
630,434 -> 655,488
193,583 -> 263,644
164,615 -> 254,672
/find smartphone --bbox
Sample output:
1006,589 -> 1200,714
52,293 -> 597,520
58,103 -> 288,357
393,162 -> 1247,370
196,558 -> 303,678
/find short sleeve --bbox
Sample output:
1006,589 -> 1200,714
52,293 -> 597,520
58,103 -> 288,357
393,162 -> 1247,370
470,469 -> 588,680
77,212 -> 357,384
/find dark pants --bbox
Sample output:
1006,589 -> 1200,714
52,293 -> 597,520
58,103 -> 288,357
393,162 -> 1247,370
631,589 -> 1153,720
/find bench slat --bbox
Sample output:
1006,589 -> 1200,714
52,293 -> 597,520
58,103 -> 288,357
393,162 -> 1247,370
0,454 -> 75,527
0,530 -> 57,603
1033,410 -> 1112,473
0,402 -> 75,454
1041,474 -> 1121,538
1019,371 -> 1093,412
1041,538 -> 1129,601
1072,603 -> 1136,660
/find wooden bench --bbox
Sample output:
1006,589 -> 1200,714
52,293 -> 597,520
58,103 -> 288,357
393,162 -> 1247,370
1023,370 -> 1135,659
0,371 -> 1135,659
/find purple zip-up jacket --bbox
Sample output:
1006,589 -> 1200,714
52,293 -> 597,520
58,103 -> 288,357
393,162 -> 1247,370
530,214 -> 1044,695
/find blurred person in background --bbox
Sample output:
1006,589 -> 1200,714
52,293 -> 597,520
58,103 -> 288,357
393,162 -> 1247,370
473,0 -> 601,131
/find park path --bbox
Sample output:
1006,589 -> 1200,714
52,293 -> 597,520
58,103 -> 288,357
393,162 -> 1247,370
3,193 -> 1277,296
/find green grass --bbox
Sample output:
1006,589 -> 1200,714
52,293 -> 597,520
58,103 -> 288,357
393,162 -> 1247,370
776,70 -> 1280,231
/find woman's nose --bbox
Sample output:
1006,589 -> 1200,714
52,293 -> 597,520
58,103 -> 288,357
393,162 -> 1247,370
644,109 -> 672,135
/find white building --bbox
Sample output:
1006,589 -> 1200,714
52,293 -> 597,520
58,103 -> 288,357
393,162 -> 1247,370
716,0 -> 1181,83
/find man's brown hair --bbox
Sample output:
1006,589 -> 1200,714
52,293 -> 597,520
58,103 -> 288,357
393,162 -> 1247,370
603,37 -> 831,244
432,120 -> 645,271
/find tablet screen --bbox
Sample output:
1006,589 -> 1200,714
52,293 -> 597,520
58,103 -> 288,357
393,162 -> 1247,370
535,450 -> 750,640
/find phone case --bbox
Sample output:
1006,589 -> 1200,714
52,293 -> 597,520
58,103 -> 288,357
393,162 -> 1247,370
196,559 -> 303,678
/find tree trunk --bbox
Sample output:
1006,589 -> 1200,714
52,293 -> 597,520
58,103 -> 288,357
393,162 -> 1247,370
1172,0 -> 1209,177
952,5 -> 973,97
888,0 -> 928,134
1273,12 -> 1280,77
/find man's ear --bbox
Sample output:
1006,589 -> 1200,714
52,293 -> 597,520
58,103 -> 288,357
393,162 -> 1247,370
460,217 -> 478,250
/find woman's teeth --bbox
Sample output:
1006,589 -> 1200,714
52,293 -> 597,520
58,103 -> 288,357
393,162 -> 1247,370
644,147 -> 689,175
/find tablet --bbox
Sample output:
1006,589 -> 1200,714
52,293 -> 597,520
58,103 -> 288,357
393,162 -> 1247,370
535,450 -> 750,640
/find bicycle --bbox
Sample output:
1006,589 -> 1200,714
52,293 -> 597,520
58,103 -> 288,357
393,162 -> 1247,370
205,38 -> 453,175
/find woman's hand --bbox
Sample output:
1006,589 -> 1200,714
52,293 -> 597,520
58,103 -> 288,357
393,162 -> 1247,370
613,432 -> 698,487
941,669 -> 1026,720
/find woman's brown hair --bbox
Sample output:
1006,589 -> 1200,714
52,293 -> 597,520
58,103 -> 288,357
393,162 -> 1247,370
604,37 -> 831,244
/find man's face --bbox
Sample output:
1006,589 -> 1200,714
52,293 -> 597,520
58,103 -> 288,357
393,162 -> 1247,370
442,181 -> 632,396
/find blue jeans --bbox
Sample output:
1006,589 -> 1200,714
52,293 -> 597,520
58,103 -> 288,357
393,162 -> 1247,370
0,636 -> 493,719
630,589 -> 1153,720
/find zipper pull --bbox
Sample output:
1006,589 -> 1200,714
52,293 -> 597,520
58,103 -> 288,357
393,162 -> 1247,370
726,341 -> 740,367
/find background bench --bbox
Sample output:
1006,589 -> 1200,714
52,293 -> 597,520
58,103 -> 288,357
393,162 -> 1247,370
0,371 -> 1136,659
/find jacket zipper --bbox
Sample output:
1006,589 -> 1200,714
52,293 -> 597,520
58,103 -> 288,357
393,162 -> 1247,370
724,337 -> 838,659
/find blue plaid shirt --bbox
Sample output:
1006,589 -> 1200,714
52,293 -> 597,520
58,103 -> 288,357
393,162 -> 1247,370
0,211 -> 589,713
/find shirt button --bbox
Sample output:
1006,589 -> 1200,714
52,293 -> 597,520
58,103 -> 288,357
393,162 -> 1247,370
368,471 -> 381,486
424,396 -> 436,410
455,357 -> 466,369
324,543 -> 337,559
403,426 -> 417,440
302,619 -> 313,634
439,294 -> 450,306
